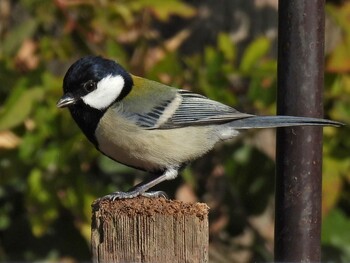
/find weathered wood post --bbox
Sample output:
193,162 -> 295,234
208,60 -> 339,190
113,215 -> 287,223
91,197 -> 209,263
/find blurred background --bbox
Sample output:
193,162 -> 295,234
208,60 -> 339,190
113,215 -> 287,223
0,0 -> 349,262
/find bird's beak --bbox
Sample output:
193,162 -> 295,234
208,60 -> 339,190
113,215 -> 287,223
57,93 -> 77,108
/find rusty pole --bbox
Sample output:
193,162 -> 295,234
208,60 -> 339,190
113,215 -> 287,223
275,0 -> 325,262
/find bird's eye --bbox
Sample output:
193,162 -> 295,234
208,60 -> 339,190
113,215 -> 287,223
84,81 -> 96,92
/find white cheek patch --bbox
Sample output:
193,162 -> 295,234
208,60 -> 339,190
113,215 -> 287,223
82,75 -> 125,110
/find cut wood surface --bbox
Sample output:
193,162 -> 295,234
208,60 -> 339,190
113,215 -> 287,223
91,197 -> 209,263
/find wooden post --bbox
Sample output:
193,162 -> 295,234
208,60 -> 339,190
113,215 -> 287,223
91,197 -> 209,263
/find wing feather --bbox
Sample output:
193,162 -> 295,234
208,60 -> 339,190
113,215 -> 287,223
117,76 -> 252,129
160,90 -> 251,129
134,90 -> 252,129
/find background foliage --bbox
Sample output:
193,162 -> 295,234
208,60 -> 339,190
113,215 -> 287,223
0,0 -> 349,262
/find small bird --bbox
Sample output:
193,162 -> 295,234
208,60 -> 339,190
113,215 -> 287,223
57,56 -> 341,200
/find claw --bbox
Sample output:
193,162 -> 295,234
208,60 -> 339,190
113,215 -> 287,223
98,190 -> 168,201
141,191 -> 168,199
97,167 -> 177,201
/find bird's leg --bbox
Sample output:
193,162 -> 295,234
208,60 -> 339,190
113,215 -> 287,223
99,167 -> 178,200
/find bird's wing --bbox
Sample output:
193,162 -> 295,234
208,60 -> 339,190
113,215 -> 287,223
117,76 -> 252,129
157,90 -> 252,129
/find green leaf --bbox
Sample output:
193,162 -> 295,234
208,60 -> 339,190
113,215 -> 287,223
130,0 -> 196,21
322,209 -> 350,261
0,85 -> 44,131
326,38 -> 350,72
27,169 -> 58,237
147,52 -> 182,82
322,157 -> 344,215
239,37 -> 270,74
1,19 -> 38,56
218,33 -> 236,62
98,155 -> 133,174
326,3 -> 350,35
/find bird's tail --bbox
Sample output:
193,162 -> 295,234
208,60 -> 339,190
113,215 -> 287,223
227,116 -> 343,129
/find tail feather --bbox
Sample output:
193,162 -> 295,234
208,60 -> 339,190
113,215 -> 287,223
227,116 -> 343,129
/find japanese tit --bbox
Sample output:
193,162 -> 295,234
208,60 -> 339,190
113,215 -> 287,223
57,56 -> 341,200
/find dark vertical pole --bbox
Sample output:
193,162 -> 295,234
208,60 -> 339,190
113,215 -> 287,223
275,0 -> 325,262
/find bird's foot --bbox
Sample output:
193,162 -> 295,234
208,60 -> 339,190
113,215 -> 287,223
98,190 -> 168,201
141,191 -> 168,199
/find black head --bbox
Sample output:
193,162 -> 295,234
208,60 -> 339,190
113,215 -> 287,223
57,56 -> 133,145
58,56 -> 133,109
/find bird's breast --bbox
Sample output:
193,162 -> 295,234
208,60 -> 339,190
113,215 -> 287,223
95,109 -> 219,172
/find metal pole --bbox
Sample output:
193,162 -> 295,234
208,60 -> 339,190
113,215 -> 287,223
275,0 -> 325,262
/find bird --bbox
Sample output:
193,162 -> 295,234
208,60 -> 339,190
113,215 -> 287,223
57,56 -> 342,200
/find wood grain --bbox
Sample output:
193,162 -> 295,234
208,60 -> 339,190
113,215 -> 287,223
91,197 -> 209,263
